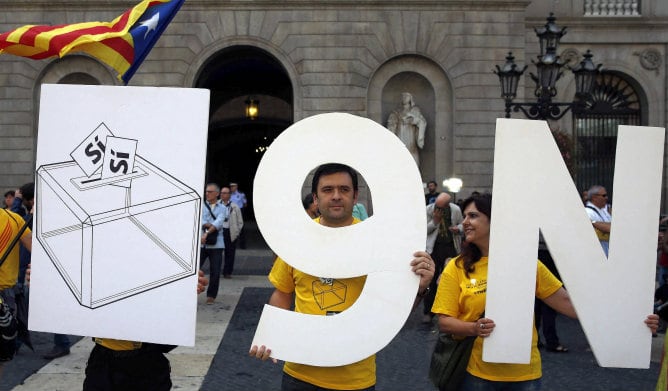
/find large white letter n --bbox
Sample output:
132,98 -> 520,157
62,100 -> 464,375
484,118 -> 665,368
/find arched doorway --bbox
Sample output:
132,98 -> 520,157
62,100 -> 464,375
195,46 -> 293,221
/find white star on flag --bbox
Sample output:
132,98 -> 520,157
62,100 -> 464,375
139,12 -> 160,39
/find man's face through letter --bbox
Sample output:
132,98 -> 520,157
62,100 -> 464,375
314,172 -> 358,228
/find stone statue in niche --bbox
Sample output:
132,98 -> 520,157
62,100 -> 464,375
387,92 -> 427,167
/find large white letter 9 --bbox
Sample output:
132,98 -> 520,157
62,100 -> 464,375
250,113 -> 426,366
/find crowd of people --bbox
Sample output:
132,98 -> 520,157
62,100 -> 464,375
1,173 -> 664,390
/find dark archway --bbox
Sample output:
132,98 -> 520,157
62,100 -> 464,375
195,46 -> 293,220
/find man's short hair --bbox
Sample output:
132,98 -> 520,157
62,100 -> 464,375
427,180 -> 437,187
19,183 -> 34,202
205,182 -> 220,192
587,185 -> 604,201
311,163 -> 358,194
4,190 -> 14,198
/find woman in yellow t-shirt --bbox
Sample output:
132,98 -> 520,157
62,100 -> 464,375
431,193 -> 659,390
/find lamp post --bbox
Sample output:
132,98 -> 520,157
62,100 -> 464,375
494,13 -> 602,121
443,177 -> 463,202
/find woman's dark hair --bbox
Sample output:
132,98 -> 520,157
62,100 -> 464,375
457,193 -> 492,277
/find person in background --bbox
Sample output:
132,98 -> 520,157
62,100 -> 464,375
302,194 -> 319,219
424,192 -> 462,323
201,183 -> 226,304
3,191 -> 14,209
534,233 -> 568,353
432,193 -> 658,390
230,183 -> 247,211
425,180 -> 440,205
220,186 -> 243,279
229,183 -> 248,249
657,217 -> 668,288
585,185 -> 612,256
10,184 -> 32,286
249,163 -> 435,390
13,183 -> 70,359
352,202 -> 369,221
0,204 -> 32,371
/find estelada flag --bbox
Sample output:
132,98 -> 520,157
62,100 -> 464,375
0,0 -> 184,84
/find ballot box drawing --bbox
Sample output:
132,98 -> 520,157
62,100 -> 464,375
35,155 -> 200,309
312,279 -> 347,310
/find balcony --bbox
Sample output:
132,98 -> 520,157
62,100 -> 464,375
584,0 -> 640,16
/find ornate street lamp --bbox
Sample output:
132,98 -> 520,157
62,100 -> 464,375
494,13 -> 602,120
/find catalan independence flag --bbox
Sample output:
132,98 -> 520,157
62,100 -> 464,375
0,0 -> 184,84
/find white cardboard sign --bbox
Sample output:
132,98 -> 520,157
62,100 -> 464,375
251,113 -> 426,366
484,118 -> 664,368
29,84 -> 209,346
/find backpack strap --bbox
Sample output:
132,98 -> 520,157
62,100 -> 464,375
0,210 -> 31,268
585,205 -> 604,220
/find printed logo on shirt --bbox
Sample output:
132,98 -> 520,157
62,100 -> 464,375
467,278 -> 487,295
312,277 -> 348,310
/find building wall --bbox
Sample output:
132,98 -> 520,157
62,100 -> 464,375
524,0 -> 668,208
1,0 -> 667,209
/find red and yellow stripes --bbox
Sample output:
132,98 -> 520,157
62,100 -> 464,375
0,0 -> 168,76
0,219 -> 13,253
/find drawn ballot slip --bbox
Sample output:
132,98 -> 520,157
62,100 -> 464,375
101,136 -> 138,188
70,123 -> 114,177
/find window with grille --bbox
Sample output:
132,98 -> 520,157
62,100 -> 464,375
573,72 -> 642,199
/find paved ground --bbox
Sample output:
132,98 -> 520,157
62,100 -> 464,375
198,286 -> 663,391
2,224 -> 664,390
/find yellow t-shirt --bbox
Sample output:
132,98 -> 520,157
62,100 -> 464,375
431,255 -> 562,382
94,338 -> 142,351
268,218 -> 375,390
0,210 -> 30,290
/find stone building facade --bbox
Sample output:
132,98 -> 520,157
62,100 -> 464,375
1,0 -> 667,211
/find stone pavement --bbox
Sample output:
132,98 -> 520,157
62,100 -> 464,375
199,284 -> 664,391
3,269 -> 275,391
1,241 -> 665,390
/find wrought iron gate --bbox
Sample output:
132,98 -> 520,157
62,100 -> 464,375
573,72 -> 641,199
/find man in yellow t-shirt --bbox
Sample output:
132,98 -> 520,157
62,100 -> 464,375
0,208 -> 32,371
0,209 -> 31,308
250,163 -> 435,390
